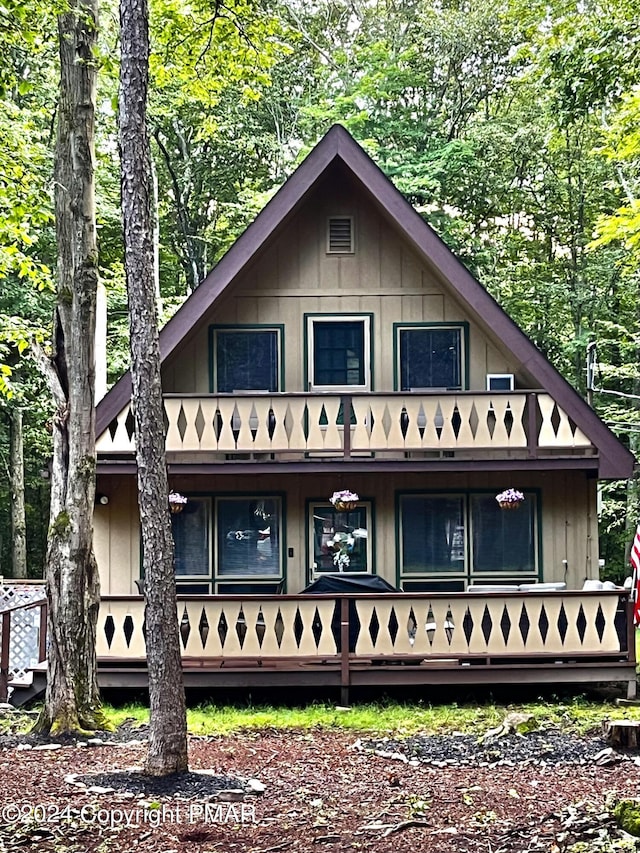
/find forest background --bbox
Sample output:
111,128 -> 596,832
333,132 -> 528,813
1,0 -> 639,581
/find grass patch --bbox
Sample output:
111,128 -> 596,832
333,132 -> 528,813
0,711 -> 37,736
100,695 -> 640,738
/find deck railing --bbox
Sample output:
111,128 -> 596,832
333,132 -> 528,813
97,590 -> 629,662
2,589 -> 633,703
0,585 -> 47,703
96,391 -> 593,457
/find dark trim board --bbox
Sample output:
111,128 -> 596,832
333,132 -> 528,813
97,658 -> 638,701
96,457 -> 602,476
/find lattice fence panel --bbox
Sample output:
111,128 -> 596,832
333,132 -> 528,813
0,584 -> 46,685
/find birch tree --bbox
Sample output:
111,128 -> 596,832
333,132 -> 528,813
33,0 -> 107,734
9,406 -> 27,577
119,0 -> 188,774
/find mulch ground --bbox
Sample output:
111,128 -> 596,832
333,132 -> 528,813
1,722 -> 640,852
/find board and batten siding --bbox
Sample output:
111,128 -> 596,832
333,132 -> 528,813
94,470 -> 597,596
93,475 -> 140,596
161,172 -> 527,394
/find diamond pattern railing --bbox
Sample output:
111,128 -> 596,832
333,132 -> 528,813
97,597 -> 339,658
352,593 -> 622,657
96,391 -> 594,457
96,591 -> 628,662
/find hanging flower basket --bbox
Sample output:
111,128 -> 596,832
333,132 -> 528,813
335,500 -> 357,512
496,489 -> 524,510
169,491 -> 188,514
330,490 -> 359,513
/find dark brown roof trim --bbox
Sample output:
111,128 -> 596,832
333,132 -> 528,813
97,457 -> 601,477
96,125 -> 634,479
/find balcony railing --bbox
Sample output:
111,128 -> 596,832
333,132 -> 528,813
97,590 -> 627,662
3,589 -> 634,704
95,589 -> 638,700
96,391 -> 593,457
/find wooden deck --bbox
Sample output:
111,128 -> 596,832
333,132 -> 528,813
96,590 -> 638,703
3,587 -> 636,704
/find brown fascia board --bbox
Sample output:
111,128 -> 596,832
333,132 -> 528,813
96,128 -> 342,435
96,125 -> 634,478
331,130 -> 634,479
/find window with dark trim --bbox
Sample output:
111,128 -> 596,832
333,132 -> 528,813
172,498 -> 210,577
309,502 -> 371,576
216,497 -> 281,578
397,325 -> 463,390
400,495 -> 464,574
212,328 -> 280,393
307,315 -> 371,390
470,494 -> 536,574
170,495 -> 284,593
398,492 -> 538,585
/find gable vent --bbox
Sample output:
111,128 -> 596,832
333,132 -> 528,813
327,216 -> 354,253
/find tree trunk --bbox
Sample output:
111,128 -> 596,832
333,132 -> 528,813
150,155 -> 162,315
603,720 -> 640,750
9,407 -> 27,578
33,0 -> 106,735
119,0 -> 188,775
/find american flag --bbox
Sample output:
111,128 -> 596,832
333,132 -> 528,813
630,524 -> 640,626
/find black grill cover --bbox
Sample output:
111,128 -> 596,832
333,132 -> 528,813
301,573 -> 398,651
302,573 -> 398,595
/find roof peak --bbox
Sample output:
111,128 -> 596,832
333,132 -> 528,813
96,125 -> 634,478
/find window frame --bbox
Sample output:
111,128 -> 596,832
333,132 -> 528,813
486,373 -> 514,391
307,499 -> 374,581
398,493 -> 466,578
214,495 -> 285,582
396,489 -> 541,588
171,496 -> 212,582
160,492 -> 286,594
393,322 -> 469,392
209,324 -> 285,394
305,313 -> 373,392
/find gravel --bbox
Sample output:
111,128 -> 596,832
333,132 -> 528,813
360,730 -> 627,766
73,770 -> 251,797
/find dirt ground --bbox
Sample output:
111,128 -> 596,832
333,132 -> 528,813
1,726 -> 640,852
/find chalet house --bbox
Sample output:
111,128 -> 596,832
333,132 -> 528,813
87,125 -> 637,700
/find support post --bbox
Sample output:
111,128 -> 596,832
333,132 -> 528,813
343,395 -> 352,460
340,597 -> 350,706
626,598 -> 637,700
527,393 -> 538,458
0,612 -> 10,703
39,601 -> 48,662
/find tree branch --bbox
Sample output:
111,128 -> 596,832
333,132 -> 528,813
29,338 -> 66,410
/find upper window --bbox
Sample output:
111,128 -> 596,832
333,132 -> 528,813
395,324 -> 466,391
327,216 -> 354,254
486,374 -> 514,391
211,327 -> 281,393
306,315 -> 371,391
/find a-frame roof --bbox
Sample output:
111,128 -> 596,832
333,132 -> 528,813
96,124 -> 634,479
